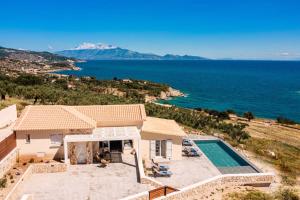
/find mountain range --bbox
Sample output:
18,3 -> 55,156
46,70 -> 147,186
56,43 -> 208,60
0,46 -> 75,63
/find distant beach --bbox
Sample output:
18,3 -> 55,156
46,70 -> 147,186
58,60 -> 300,122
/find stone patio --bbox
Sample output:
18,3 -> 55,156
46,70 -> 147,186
153,156 -> 221,189
16,155 -> 153,200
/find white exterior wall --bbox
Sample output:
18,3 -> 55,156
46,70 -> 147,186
16,129 -> 91,161
0,104 -> 17,128
140,131 -> 183,161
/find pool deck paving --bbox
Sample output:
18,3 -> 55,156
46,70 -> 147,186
16,155 -> 153,200
153,156 -> 221,189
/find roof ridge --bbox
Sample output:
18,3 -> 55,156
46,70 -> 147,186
61,106 -> 96,128
14,105 -> 31,130
139,104 -> 147,121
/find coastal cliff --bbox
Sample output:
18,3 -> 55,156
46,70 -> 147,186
145,87 -> 184,102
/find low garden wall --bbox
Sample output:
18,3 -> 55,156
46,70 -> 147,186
158,173 -> 274,200
31,163 -> 67,173
123,173 -> 274,200
0,148 -> 18,179
135,151 -> 163,188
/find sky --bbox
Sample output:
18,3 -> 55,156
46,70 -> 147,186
0,0 -> 300,60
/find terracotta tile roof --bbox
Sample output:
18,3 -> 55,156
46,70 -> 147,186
73,104 -> 146,127
142,117 -> 186,137
14,104 -> 146,131
14,105 -> 96,131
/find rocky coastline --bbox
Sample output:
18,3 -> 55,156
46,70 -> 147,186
145,87 -> 185,103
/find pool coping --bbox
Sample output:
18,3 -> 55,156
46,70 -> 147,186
191,137 -> 262,174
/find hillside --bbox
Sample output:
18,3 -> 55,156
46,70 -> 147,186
56,42 -> 208,60
0,46 -> 76,62
0,46 -> 79,75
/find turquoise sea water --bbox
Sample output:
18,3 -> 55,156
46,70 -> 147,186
195,140 -> 249,167
59,60 -> 300,122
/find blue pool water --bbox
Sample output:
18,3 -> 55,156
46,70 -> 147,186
58,60 -> 300,122
195,140 -> 249,167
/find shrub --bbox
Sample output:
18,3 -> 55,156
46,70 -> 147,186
243,111 -> 254,121
227,191 -> 272,200
29,158 -> 35,163
226,109 -> 236,114
242,191 -> 272,200
279,158 -> 292,173
0,177 -> 7,188
15,74 -> 43,86
281,175 -> 297,186
277,117 -> 296,125
275,188 -> 299,200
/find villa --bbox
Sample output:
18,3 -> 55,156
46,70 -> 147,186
13,104 -> 186,164
0,104 -> 274,200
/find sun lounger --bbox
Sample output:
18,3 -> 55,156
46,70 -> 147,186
183,147 -> 200,157
151,159 -> 170,171
182,139 -> 193,146
153,167 -> 173,177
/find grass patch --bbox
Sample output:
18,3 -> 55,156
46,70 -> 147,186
226,188 -> 299,200
245,137 -> 300,185
0,97 -> 31,114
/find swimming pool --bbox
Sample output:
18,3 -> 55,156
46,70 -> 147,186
195,140 -> 259,174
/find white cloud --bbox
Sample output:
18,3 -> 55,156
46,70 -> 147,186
72,42 -> 117,50
279,52 -> 290,56
48,45 -> 53,50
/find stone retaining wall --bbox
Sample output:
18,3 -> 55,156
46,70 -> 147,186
0,148 -> 18,178
5,165 -> 33,200
123,173 -> 274,200
159,173 -> 274,200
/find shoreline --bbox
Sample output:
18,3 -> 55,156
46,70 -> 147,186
44,65 -> 300,125
45,64 -> 81,76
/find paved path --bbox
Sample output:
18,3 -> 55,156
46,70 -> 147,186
155,156 -> 221,189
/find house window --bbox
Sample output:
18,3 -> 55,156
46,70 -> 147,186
50,134 -> 63,145
25,134 -> 30,144
155,140 -> 161,156
155,140 -> 167,158
151,140 -> 172,160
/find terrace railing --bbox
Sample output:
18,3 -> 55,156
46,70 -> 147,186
149,186 -> 179,200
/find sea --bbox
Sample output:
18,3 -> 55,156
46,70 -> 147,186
58,60 -> 300,122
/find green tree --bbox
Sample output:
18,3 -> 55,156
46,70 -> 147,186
277,117 -> 296,125
243,111 -> 254,121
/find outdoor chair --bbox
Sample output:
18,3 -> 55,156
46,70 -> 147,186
153,167 -> 173,177
151,159 -> 170,171
99,159 -> 110,168
182,139 -> 193,146
183,147 -> 200,157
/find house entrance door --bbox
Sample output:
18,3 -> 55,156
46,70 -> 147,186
76,142 -> 87,164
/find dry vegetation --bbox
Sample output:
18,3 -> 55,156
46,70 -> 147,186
245,120 -> 300,149
0,97 -> 31,115
227,116 -> 300,198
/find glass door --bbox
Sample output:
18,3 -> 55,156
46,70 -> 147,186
155,140 -> 167,158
